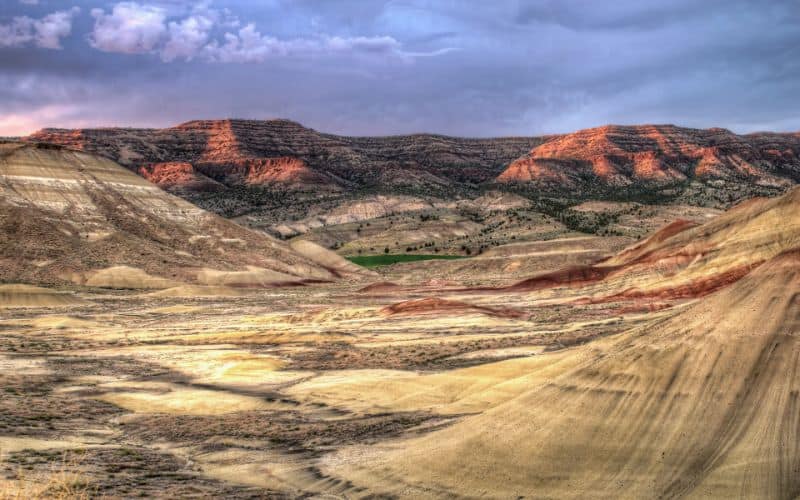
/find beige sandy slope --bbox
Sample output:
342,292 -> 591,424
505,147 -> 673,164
0,142 -> 367,288
147,285 -> 248,297
325,249 -> 800,498
287,349 -> 581,415
85,266 -> 179,289
289,240 -> 376,278
96,381 -> 280,415
0,284 -> 86,308
271,195 -> 436,237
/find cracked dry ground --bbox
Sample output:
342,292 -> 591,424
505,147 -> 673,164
0,280 -> 650,498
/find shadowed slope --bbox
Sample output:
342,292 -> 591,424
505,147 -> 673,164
382,297 -> 527,319
330,249 -> 800,498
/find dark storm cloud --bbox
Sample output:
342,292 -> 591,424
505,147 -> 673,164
1,0 -> 799,136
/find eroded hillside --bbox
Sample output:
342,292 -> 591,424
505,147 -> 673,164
0,142 -> 368,289
500,124 -> 800,205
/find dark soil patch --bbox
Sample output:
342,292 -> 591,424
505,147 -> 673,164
0,373 -> 122,437
121,410 -> 448,455
288,336 -> 546,371
2,446 -> 289,499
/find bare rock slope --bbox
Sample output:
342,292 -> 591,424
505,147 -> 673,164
30,122 -> 800,210
322,177 -> 800,499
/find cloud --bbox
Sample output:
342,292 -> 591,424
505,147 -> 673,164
0,7 -> 79,50
161,12 -> 215,61
202,25 -> 415,63
325,35 -> 402,54
89,3 -> 168,54
35,8 -> 81,49
87,2 -> 453,63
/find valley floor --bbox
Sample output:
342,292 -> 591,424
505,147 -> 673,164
4,181 -> 800,498
0,263 -> 669,498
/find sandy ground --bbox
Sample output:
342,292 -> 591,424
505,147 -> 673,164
0,265 -> 656,498
2,189 -> 799,498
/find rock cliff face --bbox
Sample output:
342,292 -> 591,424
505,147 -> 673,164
29,119 -> 543,191
498,125 -> 800,196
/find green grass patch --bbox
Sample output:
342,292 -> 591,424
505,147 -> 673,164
346,254 -> 466,268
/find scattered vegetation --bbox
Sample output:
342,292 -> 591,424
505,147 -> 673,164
347,253 -> 466,268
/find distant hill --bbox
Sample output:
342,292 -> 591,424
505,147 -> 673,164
499,124 -> 800,205
28,119 -> 544,216
26,120 -> 800,225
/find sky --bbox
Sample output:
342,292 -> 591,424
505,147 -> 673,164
1,0 -> 799,137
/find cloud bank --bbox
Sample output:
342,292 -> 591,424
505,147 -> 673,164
1,0 -> 799,137
0,7 -> 79,49
87,2 -> 442,63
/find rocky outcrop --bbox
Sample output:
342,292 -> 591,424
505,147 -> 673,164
28,119 -> 544,219
138,162 -> 222,191
498,125 -> 800,193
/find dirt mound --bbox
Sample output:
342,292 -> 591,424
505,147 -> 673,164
382,297 -> 526,319
0,284 -> 86,308
289,240 -> 375,278
147,285 -> 248,298
357,281 -> 402,293
335,247 -> 800,497
585,261 -> 761,303
466,191 -> 531,212
196,266 -> 306,287
272,195 -> 437,238
85,266 -> 178,289
504,264 -> 615,292
605,218 -> 697,264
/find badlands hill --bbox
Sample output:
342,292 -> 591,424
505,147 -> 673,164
29,122 -> 800,210
516,185 -> 800,300
3,139 -> 800,497
0,142 -> 367,288
500,124 -> 800,203
332,246 -> 800,498
28,119 -> 545,215
26,121 -> 800,264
